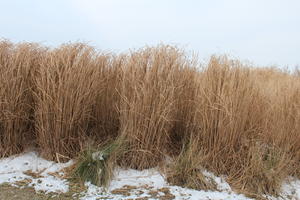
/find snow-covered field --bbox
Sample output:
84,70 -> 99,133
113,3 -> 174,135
0,152 -> 299,200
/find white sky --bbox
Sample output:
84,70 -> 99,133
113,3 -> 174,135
0,0 -> 299,68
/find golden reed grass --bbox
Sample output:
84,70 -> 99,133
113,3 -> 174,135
33,44 -> 101,160
0,40 -> 299,197
117,46 -> 190,169
0,40 -> 43,156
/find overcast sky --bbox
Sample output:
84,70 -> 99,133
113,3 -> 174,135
0,0 -> 299,68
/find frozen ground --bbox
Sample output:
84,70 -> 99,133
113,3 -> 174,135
0,152 -> 299,200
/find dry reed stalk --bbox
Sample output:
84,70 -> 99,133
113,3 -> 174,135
33,43 -> 99,160
169,56 -> 288,195
0,41 -> 42,157
118,46 -> 185,169
251,67 -> 300,178
263,74 -> 300,177
168,60 -> 200,155
88,54 -> 124,142
193,56 -> 267,173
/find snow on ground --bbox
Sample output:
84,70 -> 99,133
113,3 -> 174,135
265,177 -> 300,200
0,151 -> 73,194
0,152 -> 299,200
82,168 -> 250,200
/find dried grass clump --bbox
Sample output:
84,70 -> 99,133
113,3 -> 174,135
118,46 -> 186,169
197,56 -> 267,173
167,56 -> 281,195
33,43 -> 99,160
73,138 -> 125,187
167,141 -> 217,191
264,73 -> 300,178
235,143 -> 290,197
167,56 -> 299,197
168,59 -> 200,156
0,40 -> 43,157
89,54 -> 124,142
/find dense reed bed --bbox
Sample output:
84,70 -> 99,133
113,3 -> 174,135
33,44 -> 100,160
0,41 -> 43,156
0,40 -> 299,197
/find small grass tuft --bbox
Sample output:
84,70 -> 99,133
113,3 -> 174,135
167,142 -> 218,191
73,139 -> 125,187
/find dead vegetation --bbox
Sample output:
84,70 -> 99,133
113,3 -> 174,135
0,40 -> 299,197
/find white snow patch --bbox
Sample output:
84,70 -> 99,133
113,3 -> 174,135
265,177 -> 300,200
0,151 -> 73,194
81,167 -> 251,200
110,168 -> 167,190
91,151 -> 104,161
281,178 -> 300,199
202,169 -> 232,192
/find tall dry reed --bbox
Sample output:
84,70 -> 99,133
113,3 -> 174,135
89,54 -> 124,143
118,46 -> 188,169
0,40 -> 42,157
33,43 -> 99,160
168,56 -> 290,196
